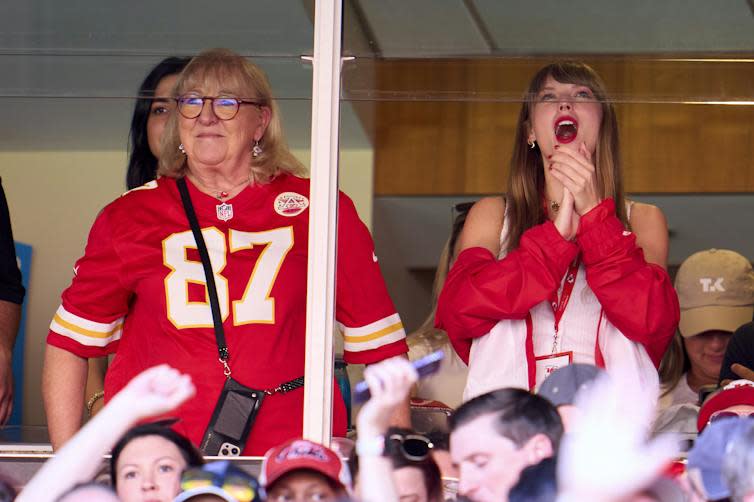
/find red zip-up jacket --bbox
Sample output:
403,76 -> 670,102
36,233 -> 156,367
435,198 -> 679,368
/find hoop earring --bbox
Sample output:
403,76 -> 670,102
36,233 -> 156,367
179,143 -> 186,154
252,140 -> 263,158
528,139 -> 536,150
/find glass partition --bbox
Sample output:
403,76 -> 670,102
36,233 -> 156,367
0,1 -> 320,445
339,0 -> 754,335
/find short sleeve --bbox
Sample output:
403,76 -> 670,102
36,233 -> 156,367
336,193 -> 407,364
47,206 -> 131,358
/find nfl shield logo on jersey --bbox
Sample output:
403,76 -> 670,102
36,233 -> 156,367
216,202 -> 234,222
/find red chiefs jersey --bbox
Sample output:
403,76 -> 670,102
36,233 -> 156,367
48,174 -> 407,455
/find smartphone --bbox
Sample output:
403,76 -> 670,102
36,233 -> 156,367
353,350 -> 444,404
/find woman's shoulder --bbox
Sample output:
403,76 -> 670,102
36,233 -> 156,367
627,201 -> 668,239
627,200 -> 666,225
626,200 -> 669,267
456,196 -> 505,256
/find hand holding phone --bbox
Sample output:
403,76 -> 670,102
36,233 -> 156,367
353,350 -> 444,404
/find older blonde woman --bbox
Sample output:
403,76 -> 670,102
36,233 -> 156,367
43,49 -> 407,455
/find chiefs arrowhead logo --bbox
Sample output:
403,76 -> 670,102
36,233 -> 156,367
274,192 -> 309,217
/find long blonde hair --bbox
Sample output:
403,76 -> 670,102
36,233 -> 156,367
409,205 -> 470,350
159,48 -> 306,182
505,62 -> 627,252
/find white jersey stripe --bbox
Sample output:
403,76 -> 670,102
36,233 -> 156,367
337,313 -> 402,339
338,313 -> 406,352
50,305 -> 124,347
50,319 -> 122,347
53,305 -> 124,335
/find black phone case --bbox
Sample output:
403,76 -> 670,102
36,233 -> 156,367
200,378 -> 264,456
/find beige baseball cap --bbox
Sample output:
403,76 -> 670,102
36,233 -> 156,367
675,249 -> 754,338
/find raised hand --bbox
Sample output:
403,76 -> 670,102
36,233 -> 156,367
549,142 -> 601,216
357,357 -> 418,438
553,188 -> 579,241
721,363 -> 754,387
109,364 -> 195,422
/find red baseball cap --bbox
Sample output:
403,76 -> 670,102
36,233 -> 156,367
697,379 -> 754,432
260,438 -> 351,491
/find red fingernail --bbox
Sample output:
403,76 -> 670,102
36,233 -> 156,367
547,155 -> 552,159
554,145 -> 560,149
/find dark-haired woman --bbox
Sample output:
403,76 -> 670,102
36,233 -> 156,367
111,423 -> 204,502
436,62 -> 679,399
126,56 -> 191,190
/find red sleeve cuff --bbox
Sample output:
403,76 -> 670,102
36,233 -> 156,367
523,220 -> 580,272
46,331 -> 118,359
576,198 -> 633,265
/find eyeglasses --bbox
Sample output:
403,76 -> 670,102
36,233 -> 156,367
180,467 -> 259,502
387,433 -> 434,461
708,410 -> 754,424
176,95 -> 263,120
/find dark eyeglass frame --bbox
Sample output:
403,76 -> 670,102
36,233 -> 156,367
708,410 -> 754,425
176,95 -> 264,120
387,433 -> 434,461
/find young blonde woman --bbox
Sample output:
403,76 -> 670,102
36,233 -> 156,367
436,62 -> 679,399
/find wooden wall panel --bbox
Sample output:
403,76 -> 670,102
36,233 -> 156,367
347,57 -> 754,195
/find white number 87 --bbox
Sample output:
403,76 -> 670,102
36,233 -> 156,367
163,226 -> 294,328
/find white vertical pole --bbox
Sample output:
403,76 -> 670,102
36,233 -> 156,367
303,0 -> 342,445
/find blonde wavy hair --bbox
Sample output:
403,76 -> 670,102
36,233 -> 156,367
159,48 -> 306,182
505,61 -> 627,252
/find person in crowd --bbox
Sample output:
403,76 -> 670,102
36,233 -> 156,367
436,61 -> 678,400
174,460 -> 263,502
508,457 -> 557,502
537,363 -> 604,433
350,426 -> 443,502
686,417 -> 754,502
260,438 -> 351,502
658,249 -> 754,410
556,364 -> 676,502
697,379 -> 754,433
722,419 -> 754,502
19,365 -> 195,502
720,321 -> 754,386
408,203 -> 471,408
110,422 -> 204,502
449,388 -> 563,502
126,56 -> 192,190
355,356 -> 420,502
0,178 -> 24,425
42,48 -> 408,455
385,428 -> 443,502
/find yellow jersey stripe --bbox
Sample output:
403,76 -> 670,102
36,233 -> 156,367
343,322 -> 404,344
53,313 -> 123,340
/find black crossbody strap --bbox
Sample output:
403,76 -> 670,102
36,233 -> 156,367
176,177 -> 230,368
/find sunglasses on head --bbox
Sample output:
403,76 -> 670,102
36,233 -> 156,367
180,467 -> 258,502
387,433 -> 434,461
708,410 -> 754,425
